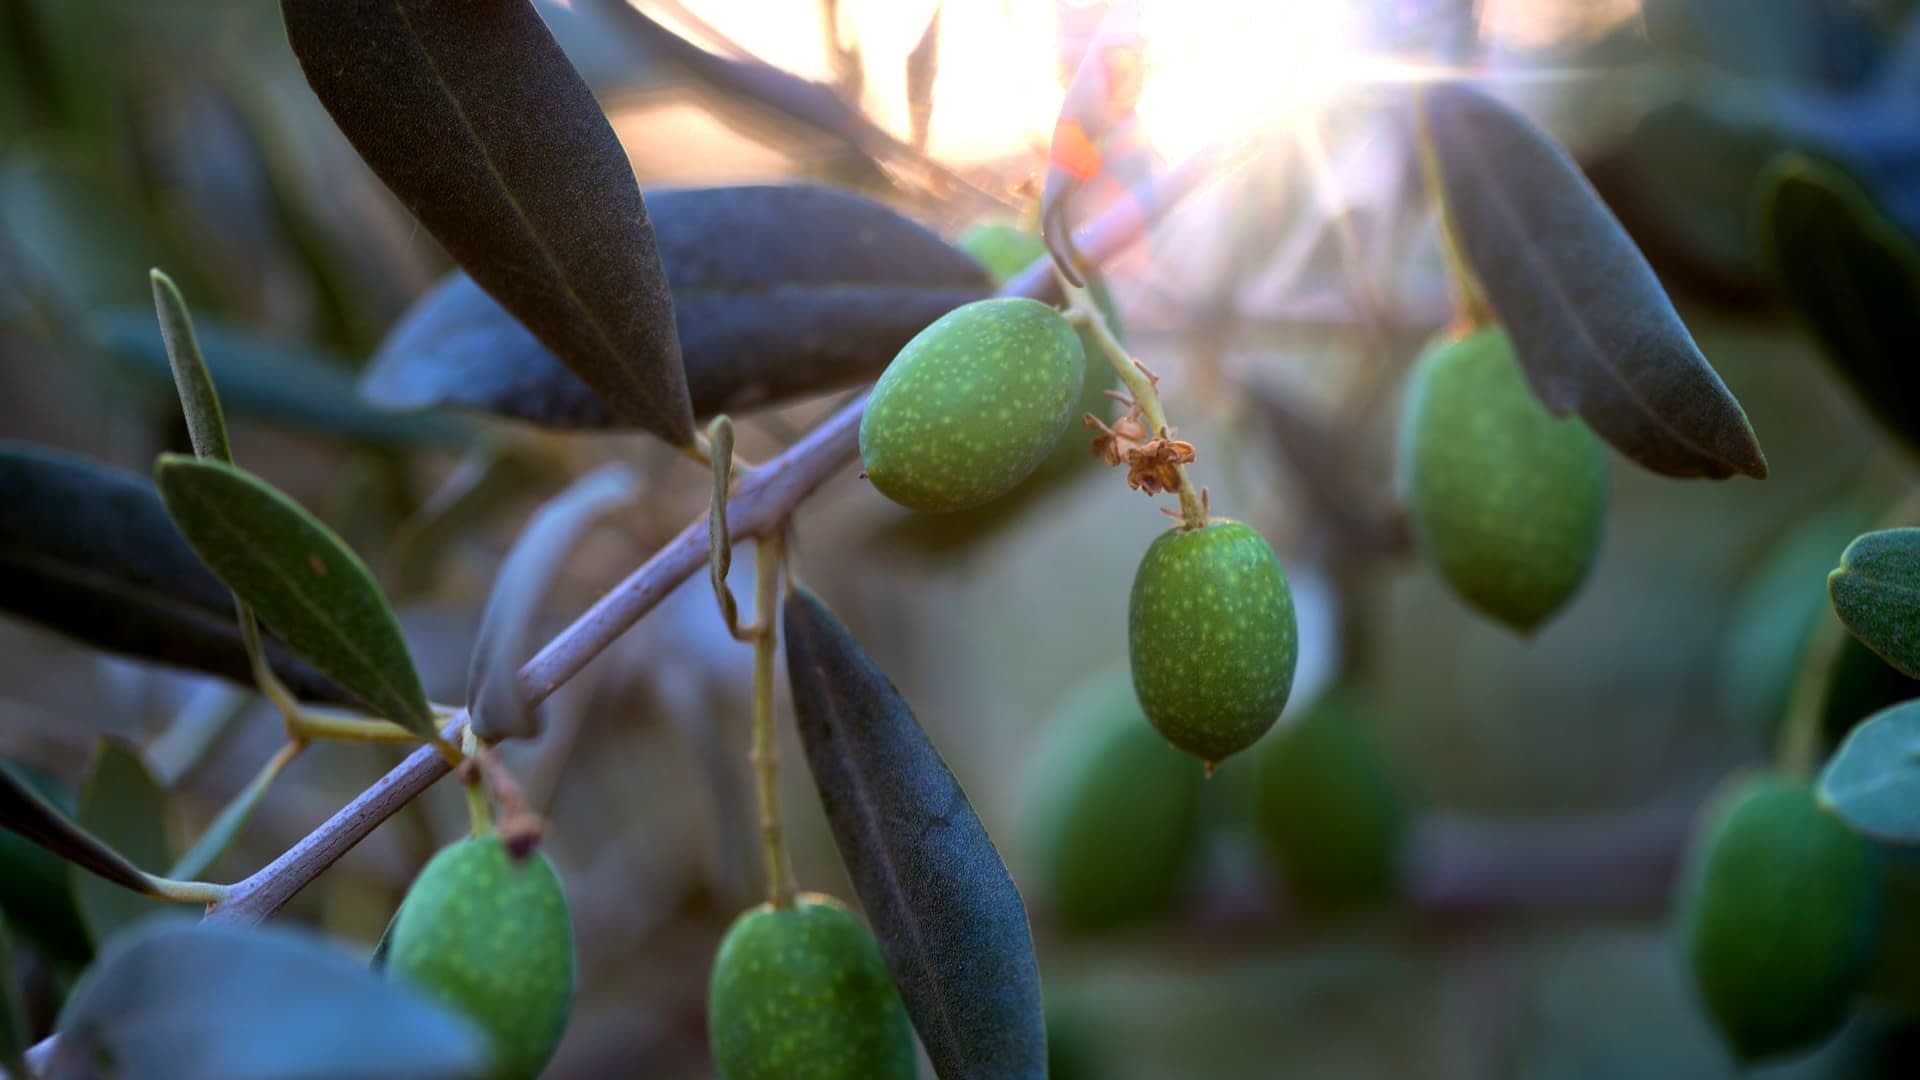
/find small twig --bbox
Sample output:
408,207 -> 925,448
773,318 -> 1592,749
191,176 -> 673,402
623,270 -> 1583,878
749,531 -> 795,908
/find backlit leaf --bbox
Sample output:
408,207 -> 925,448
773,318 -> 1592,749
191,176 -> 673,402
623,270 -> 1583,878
73,740 -> 172,945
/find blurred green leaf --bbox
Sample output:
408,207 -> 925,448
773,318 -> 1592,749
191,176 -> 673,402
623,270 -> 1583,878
148,269 -> 232,463
281,0 -> 693,444
0,761 -> 91,968
0,759 -> 159,905
0,916 -> 28,1076
784,585 -> 1046,1079
51,920 -> 489,1080
17,0 -> 131,146
0,442 -> 351,703
1830,528 -> 1920,678
0,152 -> 180,311
1819,699 -> 1920,845
1421,82 -> 1767,480
363,185 -> 988,429
90,309 -> 469,446
1759,154 -> 1920,452
73,740 -> 171,946
166,750 -> 286,884
154,455 -> 434,736
468,463 -> 638,740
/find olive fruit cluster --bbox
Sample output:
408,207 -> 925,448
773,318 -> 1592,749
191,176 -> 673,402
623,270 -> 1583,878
1399,326 -> 1608,632
383,836 -> 576,1080
1677,774 -> 1881,1062
707,893 -> 916,1079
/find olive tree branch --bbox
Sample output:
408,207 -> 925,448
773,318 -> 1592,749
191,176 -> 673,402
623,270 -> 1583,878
194,144 -> 1232,930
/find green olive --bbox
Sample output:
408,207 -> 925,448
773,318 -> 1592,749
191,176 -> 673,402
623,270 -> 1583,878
384,836 -> 575,1080
1251,689 -> 1409,914
1022,674 -> 1203,930
1129,519 -> 1298,764
1398,326 -> 1608,631
1678,774 -> 1881,1063
859,297 -> 1085,513
707,893 -> 916,1080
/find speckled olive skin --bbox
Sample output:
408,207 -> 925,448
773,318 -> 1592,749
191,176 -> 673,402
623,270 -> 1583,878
859,297 -> 1085,512
1128,520 -> 1298,764
386,836 -> 575,1080
707,893 -> 916,1080
1399,326 -> 1608,632
1679,775 -> 1882,1063
1022,675 -> 1203,930
957,224 -> 1122,478
1252,689 -> 1410,913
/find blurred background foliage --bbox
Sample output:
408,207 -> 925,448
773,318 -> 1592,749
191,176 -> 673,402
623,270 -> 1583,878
2,0 -> 1919,1075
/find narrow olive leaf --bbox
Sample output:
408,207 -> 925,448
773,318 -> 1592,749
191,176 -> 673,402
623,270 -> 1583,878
51,920 -> 488,1080
0,761 -> 94,968
0,443 -> 349,703
1421,82 -> 1768,480
154,455 -> 435,736
362,184 -> 990,429
73,739 -> 173,945
167,747 -> 292,882
92,311 -> 468,446
0,761 -> 159,901
1760,154 -> 1920,451
149,269 -> 231,463
783,585 -> 1045,1079
1818,699 -> 1920,845
1830,528 -> 1920,678
0,920 -> 27,1075
280,0 -> 693,445
467,463 -> 639,740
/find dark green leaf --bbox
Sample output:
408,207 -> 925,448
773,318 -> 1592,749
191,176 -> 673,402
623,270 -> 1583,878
467,464 -> 638,740
51,920 -> 488,1080
0,920 -> 25,1076
1421,82 -> 1768,480
1830,528 -> 1920,678
0,760 -> 92,968
148,270 -> 232,463
91,312 -> 469,447
73,740 -> 171,946
783,586 -> 1045,1079
362,184 -> 989,428
0,442 -> 349,703
0,760 -> 158,902
1818,699 -> 1920,845
154,455 -> 434,736
1759,153 -> 1920,451
280,0 -> 693,444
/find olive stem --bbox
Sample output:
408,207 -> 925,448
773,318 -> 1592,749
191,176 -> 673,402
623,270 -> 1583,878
750,531 -> 796,908
461,728 -> 493,837
1413,87 -> 1493,331
1061,275 -> 1209,530
1775,612 -> 1846,777
242,608 -> 462,761
167,739 -> 306,881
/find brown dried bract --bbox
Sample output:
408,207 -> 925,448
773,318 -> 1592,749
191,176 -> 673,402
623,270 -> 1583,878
1124,436 -> 1195,495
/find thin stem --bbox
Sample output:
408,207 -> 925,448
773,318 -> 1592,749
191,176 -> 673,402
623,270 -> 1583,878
141,875 -> 229,905
1414,87 -> 1493,331
287,710 -> 423,744
168,740 -> 306,881
1062,275 -> 1208,529
462,728 -> 492,837
751,532 -> 796,908
1776,613 -> 1846,777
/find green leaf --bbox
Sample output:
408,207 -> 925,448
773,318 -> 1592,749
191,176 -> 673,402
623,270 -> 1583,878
467,464 -> 638,740
362,184 -> 989,429
52,920 -> 489,1079
73,740 -> 172,946
1420,82 -> 1768,480
90,311 -> 469,447
1759,153 -> 1920,451
0,760 -> 160,904
0,920 -> 27,1076
154,455 -> 434,736
167,752 -> 286,884
783,586 -> 1046,1079
0,442 -> 351,704
1830,528 -> 1920,679
1818,699 -> 1920,845
0,761 -> 92,968
280,0 -> 693,445
148,269 -> 232,464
